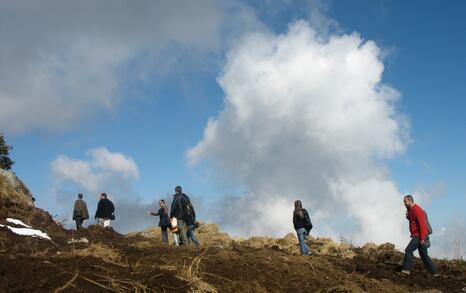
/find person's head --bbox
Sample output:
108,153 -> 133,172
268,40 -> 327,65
78,193 -> 83,199
294,200 -> 303,211
101,193 -> 107,200
403,195 -> 414,209
175,186 -> 182,194
159,199 -> 165,207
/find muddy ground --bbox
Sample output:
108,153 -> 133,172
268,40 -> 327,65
1,218 -> 465,293
0,174 -> 465,292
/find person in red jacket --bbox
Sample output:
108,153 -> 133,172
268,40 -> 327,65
401,195 -> 438,276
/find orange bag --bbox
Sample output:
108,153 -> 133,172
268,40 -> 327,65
170,218 -> 179,232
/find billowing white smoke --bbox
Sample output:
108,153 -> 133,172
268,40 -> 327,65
188,21 -> 409,247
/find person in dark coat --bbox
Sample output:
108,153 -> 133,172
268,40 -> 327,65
95,193 -> 115,228
148,199 -> 170,244
72,193 -> 89,230
293,200 -> 312,256
185,197 -> 200,247
170,186 -> 190,245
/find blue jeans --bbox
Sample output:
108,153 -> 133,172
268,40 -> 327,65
187,225 -> 200,247
402,237 -> 437,274
177,219 -> 188,245
296,228 -> 310,255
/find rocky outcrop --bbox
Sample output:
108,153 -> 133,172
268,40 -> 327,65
0,170 -> 34,219
0,169 -> 34,202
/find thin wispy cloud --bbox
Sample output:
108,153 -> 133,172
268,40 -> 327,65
0,0 -> 259,133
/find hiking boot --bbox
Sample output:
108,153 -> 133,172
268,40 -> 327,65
400,270 -> 411,275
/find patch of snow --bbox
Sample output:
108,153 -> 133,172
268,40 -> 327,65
0,224 -> 51,240
6,218 -> 32,228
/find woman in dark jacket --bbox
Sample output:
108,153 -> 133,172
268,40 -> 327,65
185,198 -> 200,247
293,200 -> 312,256
148,199 -> 170,244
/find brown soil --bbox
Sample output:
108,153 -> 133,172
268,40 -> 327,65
1,220 -> 465,293
0,175 -> 465,292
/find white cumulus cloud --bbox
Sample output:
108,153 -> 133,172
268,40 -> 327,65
51,147 -> 139,194
188,20 -> 410,247
88,148 -> 140,179
51,147 -> 149,232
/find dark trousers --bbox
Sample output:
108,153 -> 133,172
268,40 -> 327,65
402,237 -> 437,274
161,226 -> 168,244
75,218 -> 84,230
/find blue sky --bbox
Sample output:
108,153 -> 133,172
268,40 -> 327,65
1,0 -> 465,257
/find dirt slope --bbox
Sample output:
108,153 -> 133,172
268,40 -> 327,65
0,174 -> 465,292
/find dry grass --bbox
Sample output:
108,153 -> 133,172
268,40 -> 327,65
129,241 -> 153,250
179,254 -> 204,281
74,243 -> 123,265
53,270 -> 79,293
86,273 -> 150,293
275,233 -> 301,254
234,233 -> 302,254
0,173 -> 34,223
0,172 -> 33,208
314,237 -> 356,259
196,223 -> 232,248
130,223 -> 363,261
31,247 -> 53,258
177,252 -> 218,293
128,222 -> 361,261
236,236 -> 275,249
129,223 -> 233,248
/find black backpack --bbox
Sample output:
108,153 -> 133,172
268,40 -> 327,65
179,196 -> 199,228
304,210 -> 313,233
